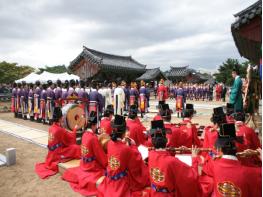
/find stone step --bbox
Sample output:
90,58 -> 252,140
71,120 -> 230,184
58,159 -> 80,174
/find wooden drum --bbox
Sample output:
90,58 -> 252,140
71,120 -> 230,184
61,104 -> 86,131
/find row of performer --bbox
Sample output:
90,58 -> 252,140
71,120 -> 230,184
11,79 -> 199,122
35,101 -> 262,197
165,82 -> 215,101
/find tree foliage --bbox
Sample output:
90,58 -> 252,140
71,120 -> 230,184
37,65 -> 70,74
213,58 -> 248,86
0,61 -> 35,84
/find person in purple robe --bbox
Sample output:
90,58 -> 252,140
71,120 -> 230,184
16,83 -> 22,118
46,80 -> 55,124
28,83 -> 34,121
34,81 -> 42,122
11,82 -> 17,117
54,79 -> 62,107
67,79 -> 77,98
88,81 -> 103,114
40,84 -> 47,123
21,81 -> 29,120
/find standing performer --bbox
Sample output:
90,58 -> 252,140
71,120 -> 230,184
20,82 -> 27,120
11,82 -> 17,117
88,81 -> 103,116
16,83 -> 22,118
129,82 -> 139,107
35,107 -> 81,179
98,115 -> 150,196
34,80 -> 42,122
78,80 -> 88,119
122,81 -> 130,112
40,84 -> 47,124
175,82 -> 186,117
28,83 -> 34,121
148,120 -> 202,197
46,80 -> 55,124
54,80 -> 62,107
68,79 -> 77,98
229,68 -> 243,112
200,124 -> 262,197
113,81 -> 125,115
61,80 -> 69,107
139,80 -> 147,117
157,79 -> 168,103
100,105 -> 114,135
104,83 -> 112,110
62,111 -> 107,196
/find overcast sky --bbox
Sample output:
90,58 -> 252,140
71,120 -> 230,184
0,0 -> 256,72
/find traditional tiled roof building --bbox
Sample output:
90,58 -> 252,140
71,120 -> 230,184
136,67 -> 167,82
231,0 -> 262,64
69,46 -> 146,82
166,66 -> 208,83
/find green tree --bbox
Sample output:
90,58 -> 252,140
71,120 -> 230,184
37,65 -> 70,74
0,61 -> 35,84
213,58 -> 248,86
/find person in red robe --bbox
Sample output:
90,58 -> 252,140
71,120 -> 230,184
98,115 -> 150,197
148,120 -> 202,197
233,112 -> 261,167
157,79 -> 168,103
62,111 -> 107,196
177,104 -> 201,148
202,107 -> 227,159
100,105 -> 114,135
35,107 -> 81,179
126,105 -> 148,146
200,123 -> 262,197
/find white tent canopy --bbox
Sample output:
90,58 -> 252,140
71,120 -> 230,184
15,72 -> 80,83
15,73 -> 40,83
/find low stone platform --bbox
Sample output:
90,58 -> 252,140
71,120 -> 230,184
58,159 -> 80,174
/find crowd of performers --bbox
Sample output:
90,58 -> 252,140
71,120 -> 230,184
11,78 -> 222,124
167,82 -> 215,101
33,90 -> 262,197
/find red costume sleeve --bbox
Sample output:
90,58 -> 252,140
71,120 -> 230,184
92,137 -> 107,168
172,158 -> 202,197
127,145 -> 150,191
61,127 -> 76,146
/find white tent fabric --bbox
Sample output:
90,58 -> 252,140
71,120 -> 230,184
15,73 -> 40,83
15,72 -> 80,83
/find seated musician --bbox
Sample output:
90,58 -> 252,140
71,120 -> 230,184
226,103 -> 235,123
148,120 -> 202,197
100,105 -> 114,135
35,107 -> 81,179
126,104 -> 148,146
62,111 -> 107,196
153,101 -> 166,121
203,107 -> 226,159
233,112 -> 261,167
98,115 -> 150,196
178,104 -> 201,148
157,103 -> 181,148
200,123 -> 262,197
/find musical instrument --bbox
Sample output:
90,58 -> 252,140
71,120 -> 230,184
61,103 -> 86,130
148,147 -> 211,152
98,133 -> 111,153
236,149 -> 260,157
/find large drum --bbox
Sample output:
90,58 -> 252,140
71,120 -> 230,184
62,104 -> 86,131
